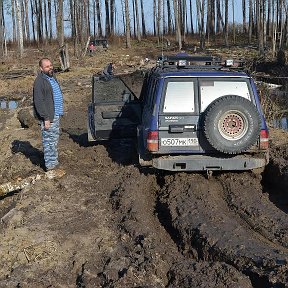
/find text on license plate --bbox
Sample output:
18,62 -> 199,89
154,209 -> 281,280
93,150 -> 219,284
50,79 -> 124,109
161,138 -> 199,146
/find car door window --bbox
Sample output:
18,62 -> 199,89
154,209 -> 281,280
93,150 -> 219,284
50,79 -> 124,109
163,81 -> 195,113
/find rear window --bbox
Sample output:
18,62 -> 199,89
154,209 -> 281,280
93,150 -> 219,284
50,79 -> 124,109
163,81 -> 195,113
200,79 -> 251,112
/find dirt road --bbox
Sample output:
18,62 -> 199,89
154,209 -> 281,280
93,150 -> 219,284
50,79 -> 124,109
0,49 -> 288,287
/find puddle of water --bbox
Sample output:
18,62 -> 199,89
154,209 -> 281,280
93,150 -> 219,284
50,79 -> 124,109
273,117 -> 288,130
0,100 -> 18,110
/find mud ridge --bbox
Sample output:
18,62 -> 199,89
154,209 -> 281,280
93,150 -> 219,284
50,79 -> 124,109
107,166 -> 180,287
158,173 -> 288,287
218,172 -> 288,249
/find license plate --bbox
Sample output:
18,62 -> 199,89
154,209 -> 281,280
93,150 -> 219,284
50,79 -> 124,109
161,138 -> 199,146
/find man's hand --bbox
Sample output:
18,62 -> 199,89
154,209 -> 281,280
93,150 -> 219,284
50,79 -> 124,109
44,120 -> 51,130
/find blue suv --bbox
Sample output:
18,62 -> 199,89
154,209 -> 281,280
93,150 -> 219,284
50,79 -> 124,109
88,55 -> 269,172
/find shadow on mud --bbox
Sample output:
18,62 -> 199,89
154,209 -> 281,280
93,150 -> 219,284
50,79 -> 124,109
64,128 -> 139,166
62,128 -> 95,148
105,138 -> 139,166
262,163 -> 288,214
11,140 -> 45,170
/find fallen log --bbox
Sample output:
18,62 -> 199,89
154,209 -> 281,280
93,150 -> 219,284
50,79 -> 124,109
0,169 -> 66,197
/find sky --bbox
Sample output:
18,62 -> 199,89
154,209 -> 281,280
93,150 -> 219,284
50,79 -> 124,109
3,0 -> 243,40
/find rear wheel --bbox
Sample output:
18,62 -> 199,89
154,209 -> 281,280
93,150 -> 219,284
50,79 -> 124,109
203,95 -> 261,154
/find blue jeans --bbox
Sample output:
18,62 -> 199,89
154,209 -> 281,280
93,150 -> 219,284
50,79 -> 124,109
41,115 -> 60,170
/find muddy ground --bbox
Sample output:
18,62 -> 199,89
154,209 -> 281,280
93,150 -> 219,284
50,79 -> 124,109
0,44 -> 288,287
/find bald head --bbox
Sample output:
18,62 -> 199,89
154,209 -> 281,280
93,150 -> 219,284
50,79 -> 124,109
39,58 -> 54,77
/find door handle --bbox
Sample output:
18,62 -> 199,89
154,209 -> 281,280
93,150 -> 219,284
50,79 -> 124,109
169,125 -> 196,133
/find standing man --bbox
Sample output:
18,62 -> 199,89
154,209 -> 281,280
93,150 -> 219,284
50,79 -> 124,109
33,58 -> 64,171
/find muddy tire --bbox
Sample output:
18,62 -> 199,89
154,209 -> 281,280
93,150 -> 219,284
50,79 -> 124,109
203,95 -> 261,154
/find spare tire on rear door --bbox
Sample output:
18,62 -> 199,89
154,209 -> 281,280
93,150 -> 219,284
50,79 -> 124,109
203,95 -> 261,154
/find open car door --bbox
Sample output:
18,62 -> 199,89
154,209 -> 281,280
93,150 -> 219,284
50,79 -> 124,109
88,76 -> 142,141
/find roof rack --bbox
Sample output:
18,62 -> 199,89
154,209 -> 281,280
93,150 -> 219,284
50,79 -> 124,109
157,55 -> 245,70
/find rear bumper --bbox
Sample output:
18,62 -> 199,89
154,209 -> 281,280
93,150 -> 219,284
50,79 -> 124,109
151,154 -> 268,172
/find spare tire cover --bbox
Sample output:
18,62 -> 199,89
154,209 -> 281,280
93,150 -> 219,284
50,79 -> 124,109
203,95 -> 261,154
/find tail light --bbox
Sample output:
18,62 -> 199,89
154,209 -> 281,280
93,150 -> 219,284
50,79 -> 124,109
147,131 -> 159,152
259,129 -> 269,150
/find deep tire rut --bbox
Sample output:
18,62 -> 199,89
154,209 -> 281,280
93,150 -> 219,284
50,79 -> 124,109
158,173 -> 288,287
219,173 -> 288,250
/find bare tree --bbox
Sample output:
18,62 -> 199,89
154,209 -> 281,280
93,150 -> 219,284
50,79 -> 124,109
224,0 -> 229,46
267,0 -> 271,37
56,0 -> 64,46
167,0 -> 172,34
11,0 -> 17,41
105,0 -> 110,36
43,0 -> 48,41
134,0 -> 141,41
124,0 -> 131,48
110,0 -> 115,35
0,0 -> 5,56
15,0 -> 24,57
242,0 -> 247,33
257,0 -> 264,55
173,0 -> 181,49
96,0 -> 102,37
140,0 -> 146,36
30,0 -> 36,42
189,0 -> 194,34
196,0 -> 205,49
216,0 -> 224,34
248,0 -> 253,44
23,0 -> 30,41
157,0 -> 162,42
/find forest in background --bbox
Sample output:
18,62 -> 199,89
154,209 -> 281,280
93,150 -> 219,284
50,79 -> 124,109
0,0 -> 288,58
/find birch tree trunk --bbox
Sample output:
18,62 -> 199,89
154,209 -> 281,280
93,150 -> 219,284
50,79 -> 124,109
189,0 -> 194,34
248,0 -> 253,44
196,0 -> 205,49
173,0 -> 182,50
11,0 -> 17,42
181,0 -> 186,44
15,0 -> 24,57
110,0 -> 115,35
135,0 -> 141,41
30,0 -> 36,42
125,0 -> 131,48
224,0 -> 229,46
157,0 -> 162,43
43,0 -> 48,41
56,0 -> 64,47
93,0 -> 96,37
0,0 -> 5,56
153,0 -> 156,36
24,0 -> 30,41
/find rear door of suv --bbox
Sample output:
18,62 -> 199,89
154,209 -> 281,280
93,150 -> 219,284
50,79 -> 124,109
158,76 -> 201,154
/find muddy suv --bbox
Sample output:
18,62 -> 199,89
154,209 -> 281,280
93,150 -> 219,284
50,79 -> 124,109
88,55 -> 269,172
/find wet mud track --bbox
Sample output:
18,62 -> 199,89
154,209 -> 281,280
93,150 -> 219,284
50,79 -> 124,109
0,71 -> 288,287
157,172 -> 288,287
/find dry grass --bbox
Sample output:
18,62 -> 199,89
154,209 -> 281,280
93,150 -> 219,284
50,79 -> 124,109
258,84 -> 288,124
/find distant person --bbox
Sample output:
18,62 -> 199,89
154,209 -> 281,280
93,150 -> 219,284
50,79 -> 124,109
176,50 -> 189,57
88,41 -> 95,56
33,58 -> 64,171
100,62 -> 114,81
